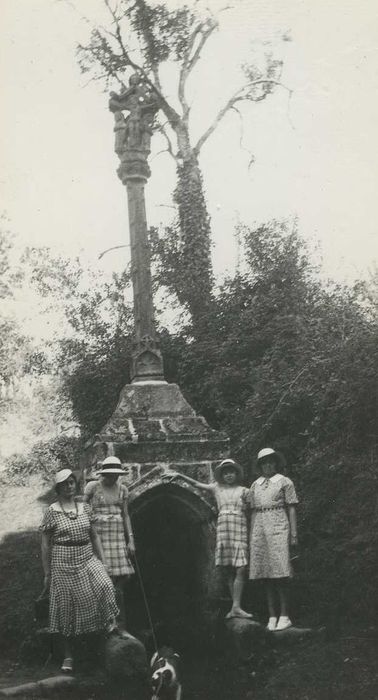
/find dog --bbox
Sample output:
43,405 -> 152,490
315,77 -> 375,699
150,646 -> 181,700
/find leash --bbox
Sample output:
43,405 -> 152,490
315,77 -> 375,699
132,551 -> 172,699
132,550 -> 160,656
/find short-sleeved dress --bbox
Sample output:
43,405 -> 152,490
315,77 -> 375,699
249,473 -> 298,579
40,503 -> 118,636
214,485 -> 249,568
84,481 -> 134,577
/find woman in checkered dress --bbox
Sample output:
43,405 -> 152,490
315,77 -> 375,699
84,457 -> 135,627
40,469 -> 119,672
171,459 -> 252,619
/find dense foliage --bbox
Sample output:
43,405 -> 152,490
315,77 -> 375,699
165,221 -> 378,625
23,247 -> 135,436
1,219 -> 377,627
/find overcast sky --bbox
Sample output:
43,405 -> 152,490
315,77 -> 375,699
1,0 -> 377,298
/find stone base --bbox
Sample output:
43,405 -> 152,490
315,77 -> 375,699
82,382 -> 229,481
225,618 -> 325,661
81,381 -> 228,642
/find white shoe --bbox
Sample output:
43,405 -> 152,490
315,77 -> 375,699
61,657 -> 73,672
275,616 -> 292,631
266,616 -> 277,631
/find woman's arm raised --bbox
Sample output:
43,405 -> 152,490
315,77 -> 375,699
163,471 -> 216,492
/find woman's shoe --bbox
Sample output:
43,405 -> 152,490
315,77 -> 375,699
61,657 -> 73,673
267,616 -> 277,631
275,616 -> 293,631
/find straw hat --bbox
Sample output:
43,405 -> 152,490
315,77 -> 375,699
99,456 -> 126,475
257,447 -> 286,468
213,458 -> 244,483
54,468 -> 74,485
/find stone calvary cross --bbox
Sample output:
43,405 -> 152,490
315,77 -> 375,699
80,71 -> 229,637
109,73 -> 164,383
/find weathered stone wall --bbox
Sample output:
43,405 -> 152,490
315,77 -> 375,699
82,382 -> 229,638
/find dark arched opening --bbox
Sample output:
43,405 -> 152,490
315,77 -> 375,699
127,482 -> 216,649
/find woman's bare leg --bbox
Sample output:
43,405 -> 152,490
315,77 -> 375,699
266,580 -> 276,617
278,580 -> 289,618
226,567 -> 252,618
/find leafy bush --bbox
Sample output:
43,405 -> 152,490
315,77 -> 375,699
0,435 -> 83,487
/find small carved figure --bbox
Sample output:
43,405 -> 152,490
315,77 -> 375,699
114,111 -> 127,157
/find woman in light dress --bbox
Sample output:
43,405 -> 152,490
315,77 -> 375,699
249,447 -> 298,631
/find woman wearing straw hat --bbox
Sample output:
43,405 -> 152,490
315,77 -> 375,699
249,447 -> 298,631
40,469 -> 119,673
84,456 -> 135,627
169,458 -> 252,619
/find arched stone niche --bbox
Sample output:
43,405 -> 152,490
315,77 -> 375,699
128,469 -> 218,646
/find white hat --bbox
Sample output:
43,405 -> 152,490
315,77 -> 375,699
99,456 -> 125,475
54,468 -> 74,485
257,447 -> 286,468
214,458 -> 243,483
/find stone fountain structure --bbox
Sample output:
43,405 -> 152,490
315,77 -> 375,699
82,74 -> 229,638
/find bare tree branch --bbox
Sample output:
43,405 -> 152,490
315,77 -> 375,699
230,104 -> 255,166
194,79 -> 291,154
178,18 -> 218,122
156,122 -> 177,161
98,244 -> 130,260
187,18 -> 218,73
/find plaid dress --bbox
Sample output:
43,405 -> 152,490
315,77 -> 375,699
84,481 -> 134,577
214,485 -> 249,567
40,503 -> 118,636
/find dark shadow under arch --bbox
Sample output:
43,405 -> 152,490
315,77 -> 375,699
127,482 -> 217,649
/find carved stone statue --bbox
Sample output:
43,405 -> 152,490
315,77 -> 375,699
114,111 -> 127,157
109,73 -> 158,153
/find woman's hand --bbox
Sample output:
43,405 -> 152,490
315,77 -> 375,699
127,539 -> 136,556
290,533 -> 298,547
161,471 -> 179,483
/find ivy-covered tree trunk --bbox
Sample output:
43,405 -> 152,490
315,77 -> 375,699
174,154 -> 213,322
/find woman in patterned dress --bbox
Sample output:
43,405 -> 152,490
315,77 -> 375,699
172,459 -> 252,619
249,448 -> 298,631
84,456 -> 135,628
40,469 -> 119,672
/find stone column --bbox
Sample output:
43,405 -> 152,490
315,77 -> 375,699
109,74 -> 164,383
82,76 -> 230,636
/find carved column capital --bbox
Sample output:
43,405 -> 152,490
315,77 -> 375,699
109,74 -> 159,184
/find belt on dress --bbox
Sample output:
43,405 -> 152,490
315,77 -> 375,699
254,506 -> 285,512
55,540 -> 90,547
219,509 -> 241,515
95,513 -> 122,521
